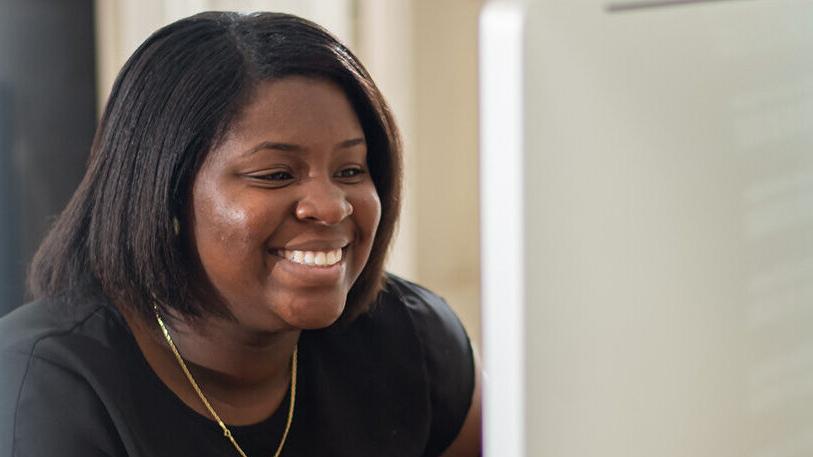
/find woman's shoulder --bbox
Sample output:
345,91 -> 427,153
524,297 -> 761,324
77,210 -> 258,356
310,273 -> 473,376
377,274 -> 477,455
377,273 -> 458,322
0,295 -> 116,359
0,295 -> 128,399
297,274 -> 475,455
0,296 -> 130,456
373,273 -> 471,349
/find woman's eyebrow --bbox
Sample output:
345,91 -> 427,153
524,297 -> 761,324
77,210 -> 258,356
242,137 -> 366,156
337,137 -> 366,149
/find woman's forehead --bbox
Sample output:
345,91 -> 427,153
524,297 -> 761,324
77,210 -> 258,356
228,77 -> 364,142
202,77 -> 366,166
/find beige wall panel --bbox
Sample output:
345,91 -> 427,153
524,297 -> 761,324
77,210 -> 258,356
414,0 -> 483,344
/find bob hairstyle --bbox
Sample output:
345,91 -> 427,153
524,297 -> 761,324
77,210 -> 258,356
28,12 -> 402,323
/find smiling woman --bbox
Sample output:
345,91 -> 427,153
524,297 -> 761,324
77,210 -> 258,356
0,12 -> 480,457
190,77 -> 382,332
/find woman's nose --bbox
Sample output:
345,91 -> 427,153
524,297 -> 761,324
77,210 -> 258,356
295,177 -> 354,225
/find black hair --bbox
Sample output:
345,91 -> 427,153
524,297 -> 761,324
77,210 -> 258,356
28,12 -> 402,323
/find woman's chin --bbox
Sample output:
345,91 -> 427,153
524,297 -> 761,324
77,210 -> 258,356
278,299 -> 346,330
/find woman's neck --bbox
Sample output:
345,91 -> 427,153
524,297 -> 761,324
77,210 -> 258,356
118,303 -> 300,425
164,312 -> 300,386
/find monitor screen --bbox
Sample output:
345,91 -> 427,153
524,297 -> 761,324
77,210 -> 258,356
480,1 -> 813,455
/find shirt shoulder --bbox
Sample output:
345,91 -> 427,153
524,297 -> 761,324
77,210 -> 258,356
0,298 -> 128,457
0,297 -> 108,355
380,274 -> 468,337
378,274 -> 476,456
294,274 -> 475,456
0,296 -> 120,382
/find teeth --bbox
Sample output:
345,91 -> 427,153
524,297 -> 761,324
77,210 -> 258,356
282,248 -> 343,267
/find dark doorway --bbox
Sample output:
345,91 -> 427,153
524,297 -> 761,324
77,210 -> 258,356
0,0 -> 97,315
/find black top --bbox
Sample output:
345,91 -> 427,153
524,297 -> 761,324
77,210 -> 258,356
0,275 -> 474,457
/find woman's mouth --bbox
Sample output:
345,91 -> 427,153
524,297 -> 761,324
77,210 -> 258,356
276,248 -> 344,267
271,246 -> 348,285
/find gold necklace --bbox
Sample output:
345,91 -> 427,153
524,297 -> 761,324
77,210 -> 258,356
154,309 -> 297,457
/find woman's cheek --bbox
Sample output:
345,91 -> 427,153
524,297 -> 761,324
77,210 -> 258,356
355,184 -> 382,236
197,192 -> 256,249
214,202 -> 251,241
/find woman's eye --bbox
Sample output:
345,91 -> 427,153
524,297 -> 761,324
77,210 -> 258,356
263,171 -> 294,181
247,170 -> 295,185
335,167 -> 366,179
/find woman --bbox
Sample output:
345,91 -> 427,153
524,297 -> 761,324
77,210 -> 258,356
0,12 -> 480,457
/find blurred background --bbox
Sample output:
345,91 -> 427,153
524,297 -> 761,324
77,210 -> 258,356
0,0 -> 483,344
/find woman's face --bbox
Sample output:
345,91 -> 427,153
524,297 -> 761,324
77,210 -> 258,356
189,76 -> 381,331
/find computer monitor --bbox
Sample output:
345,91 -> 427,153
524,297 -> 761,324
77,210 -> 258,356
480,1 -> 813,455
